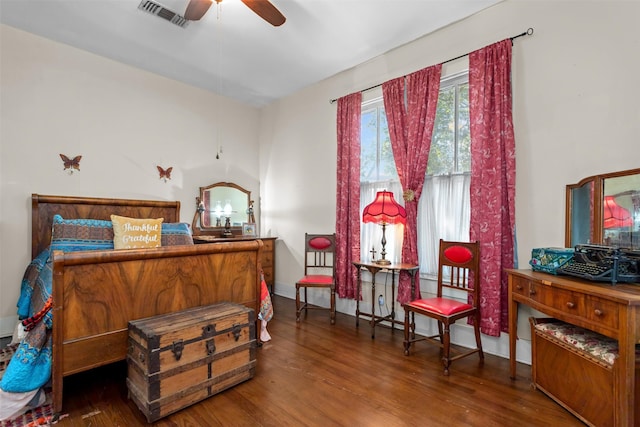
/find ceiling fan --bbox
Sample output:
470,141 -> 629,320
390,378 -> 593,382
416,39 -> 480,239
184,0 -> 286,26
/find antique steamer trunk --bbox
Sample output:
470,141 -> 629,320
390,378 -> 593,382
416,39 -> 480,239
126,302 -> 256,423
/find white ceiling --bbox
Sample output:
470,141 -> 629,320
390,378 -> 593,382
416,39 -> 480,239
0,0 -> 501,107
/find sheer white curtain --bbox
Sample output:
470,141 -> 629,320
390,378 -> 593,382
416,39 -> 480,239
360,181 -> 404,263
360,173 -> 470,275
417,173 -> 471,276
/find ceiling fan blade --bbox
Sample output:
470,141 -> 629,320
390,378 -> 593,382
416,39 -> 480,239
184,0 -> 213,21
241,0 -> 286,26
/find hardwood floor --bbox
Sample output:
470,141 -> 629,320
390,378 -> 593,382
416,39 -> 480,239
54,296 -> 583,426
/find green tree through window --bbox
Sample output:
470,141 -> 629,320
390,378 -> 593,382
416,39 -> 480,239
361,103 -> 396,183
428,77 -> 470,175
360,72 -> 471,273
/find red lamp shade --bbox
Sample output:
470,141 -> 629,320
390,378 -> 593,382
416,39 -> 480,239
363,191 -> 407,225
603,195 -> 633,229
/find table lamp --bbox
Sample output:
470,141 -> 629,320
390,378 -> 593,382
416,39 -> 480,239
222,200 -> 233,237
214,200 -> 223,227
603,195 -> 633,229
362,191 -> 407,265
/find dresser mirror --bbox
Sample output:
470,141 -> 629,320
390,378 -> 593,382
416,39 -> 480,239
192,182 -> 254,237
565,168 -> 640,249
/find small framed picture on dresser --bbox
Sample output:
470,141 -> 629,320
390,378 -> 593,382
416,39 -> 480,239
242,223 -> 257,237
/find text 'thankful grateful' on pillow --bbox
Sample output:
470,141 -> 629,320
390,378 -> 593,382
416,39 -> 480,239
110,215 -> 163,249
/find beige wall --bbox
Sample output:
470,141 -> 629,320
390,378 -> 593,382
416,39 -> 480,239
259,0 -> 640,362
0,25 -> 261,334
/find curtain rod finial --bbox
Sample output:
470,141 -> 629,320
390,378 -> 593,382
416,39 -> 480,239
510,27 -> 534,43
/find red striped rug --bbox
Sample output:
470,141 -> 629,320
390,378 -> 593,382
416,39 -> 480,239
0,345 -> 54,427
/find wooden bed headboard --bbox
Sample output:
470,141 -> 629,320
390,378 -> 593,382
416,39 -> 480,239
31,194 -> 181,258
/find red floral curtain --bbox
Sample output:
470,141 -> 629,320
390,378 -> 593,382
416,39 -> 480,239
335,92 -> 362,299
382,64 -> 442,303
469,39 -> 516,336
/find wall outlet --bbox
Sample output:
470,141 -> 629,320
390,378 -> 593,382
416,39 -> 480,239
378,294 -> 384,306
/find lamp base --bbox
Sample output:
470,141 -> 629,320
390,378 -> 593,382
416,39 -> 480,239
374,259 -> 391,265
221,216 -> 233,238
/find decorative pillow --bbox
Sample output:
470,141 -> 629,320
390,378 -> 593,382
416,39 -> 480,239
161,222 -> 194,246
51,214 -> 114,252
111,215 -> 163,249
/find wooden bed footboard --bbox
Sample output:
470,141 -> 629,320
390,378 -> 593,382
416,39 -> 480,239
50,240 -> 262,414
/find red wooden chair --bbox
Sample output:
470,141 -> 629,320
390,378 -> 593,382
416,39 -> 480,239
402,239 -> 483,375
295,233 -> 336,324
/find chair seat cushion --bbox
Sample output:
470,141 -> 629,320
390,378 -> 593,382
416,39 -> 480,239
406,297 -> 473,316
297,275 -> 333,285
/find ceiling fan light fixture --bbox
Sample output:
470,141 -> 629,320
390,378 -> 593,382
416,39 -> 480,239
184,0 -> 286,26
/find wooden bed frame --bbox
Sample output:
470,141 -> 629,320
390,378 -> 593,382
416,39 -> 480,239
31,194 -> 262,414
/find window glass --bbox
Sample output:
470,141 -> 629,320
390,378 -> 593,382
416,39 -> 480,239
361,104 -> 396,183
360,72 -> 471,275
427,76 -> 470,175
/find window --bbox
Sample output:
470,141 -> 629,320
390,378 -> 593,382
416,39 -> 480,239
360,99 -> 403,264
360,72 -> 471,276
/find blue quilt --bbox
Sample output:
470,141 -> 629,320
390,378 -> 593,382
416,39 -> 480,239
0,249 -> 53,393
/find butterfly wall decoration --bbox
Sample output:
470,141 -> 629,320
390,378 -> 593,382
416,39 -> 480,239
157,166 -> 173,182
60,154 -> 81,174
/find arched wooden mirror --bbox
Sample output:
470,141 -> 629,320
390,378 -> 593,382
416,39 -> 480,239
192,182 -> 255,237
565,168 -> 640,249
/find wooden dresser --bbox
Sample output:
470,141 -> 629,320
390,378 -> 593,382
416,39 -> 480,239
507,269 -> 640,426
258,237 -> 276,293
193,236 -> 277,294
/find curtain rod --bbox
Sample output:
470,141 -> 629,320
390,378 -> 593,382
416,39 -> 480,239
329,27 -> 534,104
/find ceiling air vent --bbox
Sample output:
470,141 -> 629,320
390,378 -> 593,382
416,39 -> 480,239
138,0 -> 189,28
